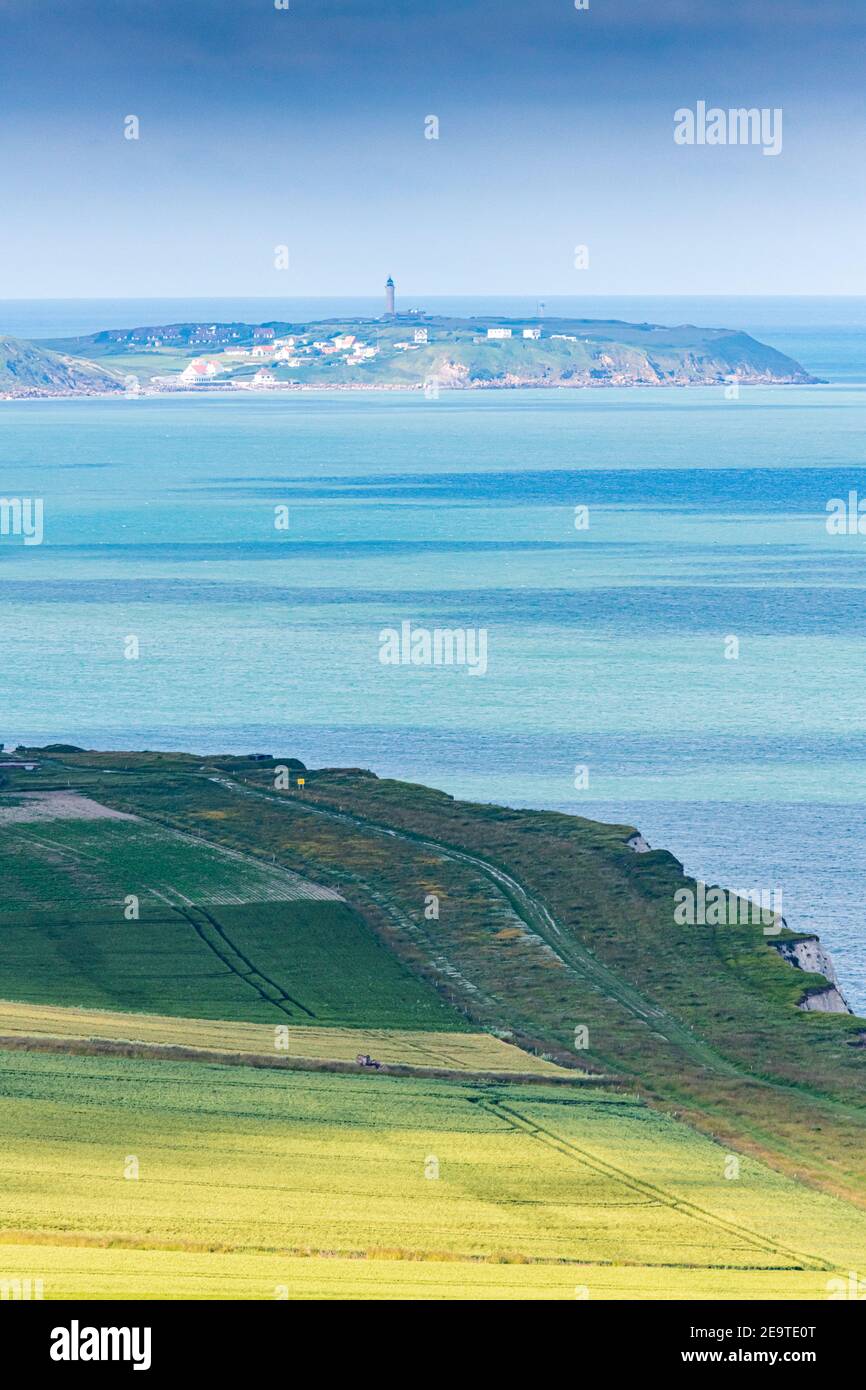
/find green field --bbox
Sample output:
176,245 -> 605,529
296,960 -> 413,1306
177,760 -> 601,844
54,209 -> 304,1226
0,901 -> 465,1029
1,1051 -> 863,1300
0,793 -> 463,1030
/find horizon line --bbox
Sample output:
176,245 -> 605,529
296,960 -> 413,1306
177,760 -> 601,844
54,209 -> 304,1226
1,293 -> 865,303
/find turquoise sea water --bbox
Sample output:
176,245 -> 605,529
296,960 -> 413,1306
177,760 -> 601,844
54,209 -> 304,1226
2,297 -> 865,1011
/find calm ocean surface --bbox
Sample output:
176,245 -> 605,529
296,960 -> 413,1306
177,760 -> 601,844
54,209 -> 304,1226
2,296 -> 866,1011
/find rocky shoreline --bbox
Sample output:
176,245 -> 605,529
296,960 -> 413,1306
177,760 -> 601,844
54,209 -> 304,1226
0,375 -> 819,402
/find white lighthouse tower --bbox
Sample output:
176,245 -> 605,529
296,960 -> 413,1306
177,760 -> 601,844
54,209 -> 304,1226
384,276 -> 396,317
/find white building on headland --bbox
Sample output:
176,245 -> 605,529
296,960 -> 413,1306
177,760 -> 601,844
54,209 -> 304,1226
523,327 -> 542,339
487,327 -> 512,339
414,327 -> 429,344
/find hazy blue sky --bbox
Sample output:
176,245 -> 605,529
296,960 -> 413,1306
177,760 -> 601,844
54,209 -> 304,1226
0,0 -> 863,297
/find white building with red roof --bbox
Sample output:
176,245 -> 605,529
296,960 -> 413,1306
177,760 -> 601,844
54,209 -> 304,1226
179,359 -> 220,383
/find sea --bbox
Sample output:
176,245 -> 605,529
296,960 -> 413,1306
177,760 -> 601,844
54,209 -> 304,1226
2,295 -> 865,1013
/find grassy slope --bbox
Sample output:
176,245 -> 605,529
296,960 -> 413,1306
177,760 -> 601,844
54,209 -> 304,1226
1,1050 -> 864,1299
0,336 -> 123,394
42,752 -> 863,1208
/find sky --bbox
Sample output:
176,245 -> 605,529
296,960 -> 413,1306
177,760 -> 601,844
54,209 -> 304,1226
0,0 -> 863,298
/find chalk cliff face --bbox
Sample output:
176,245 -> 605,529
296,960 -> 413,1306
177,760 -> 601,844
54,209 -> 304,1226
772,937 -> 851,1014
799,986 -> 851,1014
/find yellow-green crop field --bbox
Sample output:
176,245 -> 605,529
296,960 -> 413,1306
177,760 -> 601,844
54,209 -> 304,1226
1,1050 -> 865,1300
0,1246 -> 839,1301
0,999 -> 569,1076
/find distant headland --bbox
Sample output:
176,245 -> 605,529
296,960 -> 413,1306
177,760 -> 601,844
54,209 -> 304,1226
0,280 -> 817,398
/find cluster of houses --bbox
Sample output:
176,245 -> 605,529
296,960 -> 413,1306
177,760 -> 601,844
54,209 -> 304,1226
174,322 -> 551,389
310,333 -> 380,365
176,328 -> 388,387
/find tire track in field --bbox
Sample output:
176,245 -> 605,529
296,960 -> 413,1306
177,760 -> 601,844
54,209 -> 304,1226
150,891 -> 316,1020
191,904 -> 316,1020
479,1096 -> 832,1272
